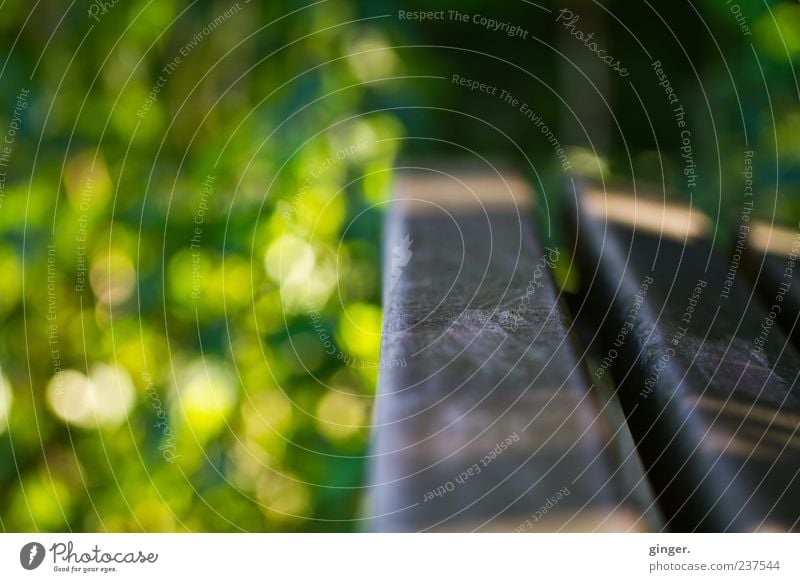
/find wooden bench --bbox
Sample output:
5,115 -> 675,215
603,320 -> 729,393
366,170 -> 800,532
568,179 -> 800,532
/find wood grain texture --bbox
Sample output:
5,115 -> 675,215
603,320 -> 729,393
569,180 -> 800,532
367,170 -> 646,532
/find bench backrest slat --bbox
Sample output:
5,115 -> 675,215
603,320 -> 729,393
368,170 -> 648,532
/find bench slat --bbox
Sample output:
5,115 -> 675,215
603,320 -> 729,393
744,222 -> 800,350
368,170 -> 647,532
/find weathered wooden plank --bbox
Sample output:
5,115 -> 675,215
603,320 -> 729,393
367,170 -> 648,532
568,180 -> 800,532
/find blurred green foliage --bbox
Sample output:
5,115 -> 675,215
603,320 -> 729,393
0,0 -> 402,532
1,0 -> 799,531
